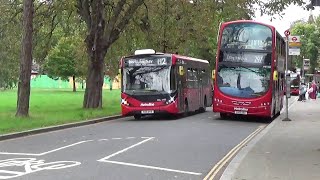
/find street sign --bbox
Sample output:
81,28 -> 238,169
284,30 -> 291,37
288,36 -> 301,47
289,48 -> 300,55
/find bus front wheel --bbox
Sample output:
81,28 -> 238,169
220,113 -> 227,119
134,114 -> 142,120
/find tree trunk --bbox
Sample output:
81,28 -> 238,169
16,0 -> 33,117
83,55 -> 105,108
72,75 -> 76,92
82,0 -> 107,109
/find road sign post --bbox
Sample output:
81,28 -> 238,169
302,59 -> 310,83
283,30 -> 292,121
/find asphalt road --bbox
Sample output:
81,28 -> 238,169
0,108 -> 266,180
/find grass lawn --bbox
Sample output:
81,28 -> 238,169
0,89 -> 121,135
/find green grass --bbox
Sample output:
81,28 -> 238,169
0,89 -> 121,135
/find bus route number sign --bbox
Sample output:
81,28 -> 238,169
126,57 -> 169,66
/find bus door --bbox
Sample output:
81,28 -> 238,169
199,69 -> 204,109
273,75 -> 279,115
178,64 -> 186,112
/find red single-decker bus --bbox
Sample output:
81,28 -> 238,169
120,49 -> 213,119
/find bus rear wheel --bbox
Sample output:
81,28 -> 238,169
199,97 -> 207,113
183,100 -> 189,117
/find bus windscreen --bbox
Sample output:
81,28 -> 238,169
217,66 -> 271,98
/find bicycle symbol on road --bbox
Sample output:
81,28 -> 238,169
0,158 -> 81,179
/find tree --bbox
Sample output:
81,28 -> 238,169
291,21 -> 320,73
0,1 -> 23,90
45,36 -> 86,92
16,0 -> 34,117
76,0 -> 145,108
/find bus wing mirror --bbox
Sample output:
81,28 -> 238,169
179,66 -> 184,75
212,70 -> 216,80
118,69 -> 121,75
273,70 -> 278,81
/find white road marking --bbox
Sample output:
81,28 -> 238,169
126,137 -> 135,139
39,140 -> 93,156
112,138 -> 122,140
141,137 -> 153,139
98,139 -> 109,141
104,160 -> 202,176
0,158 -> 80,179
98,137 -> 154,161
0,140 -> 92,156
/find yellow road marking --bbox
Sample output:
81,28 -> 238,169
203,125 -> 265,180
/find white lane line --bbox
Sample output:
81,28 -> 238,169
98,139 -> 109,141
103,160 -> 202,176
141,137 -> 154,139
112,138 -> 122,140
98,137 -> 154,161
0,152 -> 40,156
0,140 -> 92,156
39,140 -> 93,156
126,137 -> 135,139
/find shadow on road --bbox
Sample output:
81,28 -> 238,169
216,113 -> 280,124
124,111 -> 206,121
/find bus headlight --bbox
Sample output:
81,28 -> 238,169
261,102 -> 270,106
121,99 -> 130,106
166,97 -> 175,104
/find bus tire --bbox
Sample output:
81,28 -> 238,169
220,113 -> 227,119
184,100 -> 189,117
134,114 -> 142,120
199,96 -> 207,113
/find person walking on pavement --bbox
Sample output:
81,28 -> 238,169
298,83 -> 307,102
308,80 -> 318,100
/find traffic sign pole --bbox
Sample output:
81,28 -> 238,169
283,33 -> 292,121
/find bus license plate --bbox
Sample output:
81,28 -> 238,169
141,110 -> 154,114
235,111 -> 247,115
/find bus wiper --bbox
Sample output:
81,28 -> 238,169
238,65 -> 259,73
146,89 -> 168,97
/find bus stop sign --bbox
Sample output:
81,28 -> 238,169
284,30 -> 290,37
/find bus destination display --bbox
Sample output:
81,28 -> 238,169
124,57 -> 170,67
221,52 -> 271,65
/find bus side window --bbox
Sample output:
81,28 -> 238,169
194,69 -> 198,88
187,68 -> 192,88
170,66 -> 176,91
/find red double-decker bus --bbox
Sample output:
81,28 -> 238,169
213,20 -> 285,119
120,49 -> 213,119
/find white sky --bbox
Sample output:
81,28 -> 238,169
254,3 -> 320,35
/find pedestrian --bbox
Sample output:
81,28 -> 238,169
308,80 -> 318,100
298,83 -> 307,102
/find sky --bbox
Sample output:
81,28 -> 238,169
254,3 -> 320,36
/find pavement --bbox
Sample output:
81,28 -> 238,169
220,97 -> 320,180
